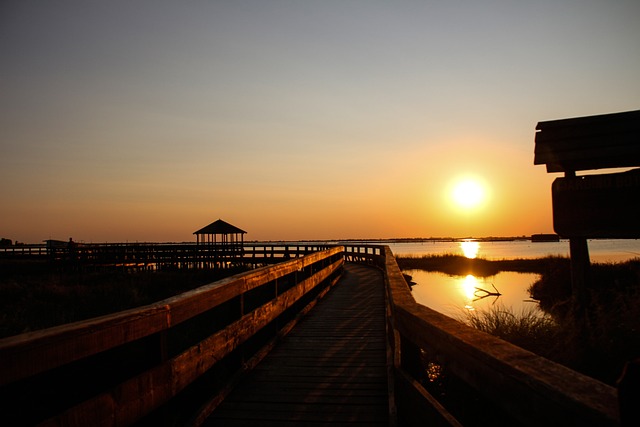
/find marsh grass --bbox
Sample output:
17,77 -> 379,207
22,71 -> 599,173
458,305 -> 560,359
529,259 -> 640,382
456,300 -> 640,385
396,253 -> 569,277
0,261 -> 250,338
401,254 -> 640,385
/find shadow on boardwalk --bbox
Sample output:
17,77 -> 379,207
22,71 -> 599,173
204,263 -> 389,426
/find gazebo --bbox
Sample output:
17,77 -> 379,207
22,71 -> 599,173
193,219 -> 247,262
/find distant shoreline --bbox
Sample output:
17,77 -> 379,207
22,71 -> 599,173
2,236 -> 532,246
250,236 -> 535,245
6,236 -> 640,247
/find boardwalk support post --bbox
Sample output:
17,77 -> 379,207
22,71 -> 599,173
568,236 -> 590,325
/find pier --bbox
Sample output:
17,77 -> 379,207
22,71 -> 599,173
0,241 -> 334,270
0,244 -> 623,426
204,264 -> 388,426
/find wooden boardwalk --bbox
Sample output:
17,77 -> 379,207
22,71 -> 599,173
204,263 -> 390,426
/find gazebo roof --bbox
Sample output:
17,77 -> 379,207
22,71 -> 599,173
193,219 -> 247,235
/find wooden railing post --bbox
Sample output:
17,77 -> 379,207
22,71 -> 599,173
379,244 -> 619,426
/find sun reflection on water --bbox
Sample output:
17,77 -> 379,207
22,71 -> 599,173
460,240 -> 479,259
462,274 -> 478,311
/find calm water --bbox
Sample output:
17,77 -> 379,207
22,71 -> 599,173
388,239 -> 640,319
387,239 -> 640,262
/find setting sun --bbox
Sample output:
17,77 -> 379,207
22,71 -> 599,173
452,179 -> 486,209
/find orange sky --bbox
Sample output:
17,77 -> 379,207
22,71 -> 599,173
1,2 -> 639,243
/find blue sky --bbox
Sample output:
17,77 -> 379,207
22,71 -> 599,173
2,1 -> 639,242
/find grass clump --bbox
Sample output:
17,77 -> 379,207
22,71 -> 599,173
458,305 -> 559,359
528,259 -> 640,384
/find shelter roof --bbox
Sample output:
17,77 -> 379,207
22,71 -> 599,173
193,219 -> 247,235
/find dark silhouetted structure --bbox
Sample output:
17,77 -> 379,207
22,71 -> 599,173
194,219 -> 247,266
194,218 -> 247,246
535,109 -> 640,303
535,109 -> 640,426
534,109 -> 640,173
534,109 -> 640,286
531,233 -> 560,242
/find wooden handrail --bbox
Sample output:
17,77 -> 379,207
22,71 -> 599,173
0,243 -> 336,269
0,247 -> 344,426
378,245 -> 619,426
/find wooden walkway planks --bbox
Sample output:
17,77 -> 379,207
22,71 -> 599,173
204,263 -> 389,426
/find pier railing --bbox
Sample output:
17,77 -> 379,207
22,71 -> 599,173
0,242 -> 334,269
0,246 -> 344,426
379,245 -> 620,426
